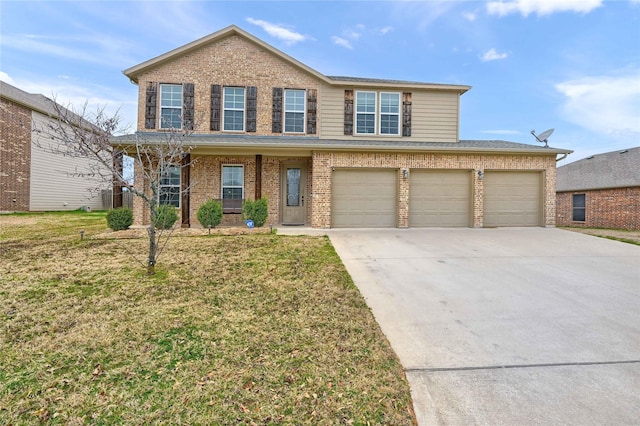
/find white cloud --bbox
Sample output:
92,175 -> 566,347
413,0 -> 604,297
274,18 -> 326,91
331,36 -> 353,50
379,26 -> 393,35
481,48 -> 509,61
555,71 -> 640,135
462,12 -> 477,21
245,18 -> 307,45
487,0 -> 602,17
0,71 -> 15,85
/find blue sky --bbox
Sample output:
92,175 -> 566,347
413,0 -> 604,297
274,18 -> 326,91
1,0 -> 639,164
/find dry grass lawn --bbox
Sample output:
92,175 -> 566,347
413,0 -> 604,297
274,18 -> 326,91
0,211 -> 415,425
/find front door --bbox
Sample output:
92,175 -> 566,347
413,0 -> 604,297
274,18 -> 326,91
281,162 -> 307,225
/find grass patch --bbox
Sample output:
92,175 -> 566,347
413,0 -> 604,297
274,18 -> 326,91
0,212 -> 415,424
561,226 -> 640,246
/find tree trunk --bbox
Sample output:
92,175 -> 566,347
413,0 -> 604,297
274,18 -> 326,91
147,225 -> 157,275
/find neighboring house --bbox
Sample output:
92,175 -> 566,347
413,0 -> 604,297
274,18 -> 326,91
556,147 -> 640,230
0,81 -> 109,212
115,25 -> 571,229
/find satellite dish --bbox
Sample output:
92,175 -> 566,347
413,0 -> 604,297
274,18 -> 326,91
530,128 -> 554,148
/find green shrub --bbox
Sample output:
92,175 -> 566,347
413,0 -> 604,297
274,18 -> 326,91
106,207 -> 133,231
197,199 -> 223,230
154,205 -> 178,230
242,197 -> 268,227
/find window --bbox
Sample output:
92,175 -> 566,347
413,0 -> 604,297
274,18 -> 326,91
284,89 -> 305,133
159,165 -> 180,207
356,91 -> 376,134
160,84 -> 182,129
222,165 -> 243,213
223,87 -> 245,131
380,93 -> 400,135
572,194 -> 586,222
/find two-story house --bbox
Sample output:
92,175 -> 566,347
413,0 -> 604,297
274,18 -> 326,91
115,25 -> 571,229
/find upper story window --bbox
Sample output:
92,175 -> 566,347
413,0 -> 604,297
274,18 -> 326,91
380,93 -> 400,135
284,89 -> 305,133
159,165 -> 181,207
223,87 -> 245,131
159,84 -> 182,129
356,91 -> 376,134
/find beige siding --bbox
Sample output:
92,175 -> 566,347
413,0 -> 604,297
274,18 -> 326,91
320,87 -> 460,142
29,112 -> 106,211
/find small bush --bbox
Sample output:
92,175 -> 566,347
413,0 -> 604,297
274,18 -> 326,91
242,197 -> 268,227
154,205 -> 178,230
106,207 -> 133,231
197,199 -> 223,229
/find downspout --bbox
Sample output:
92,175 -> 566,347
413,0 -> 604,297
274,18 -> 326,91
556,153 -> 568,162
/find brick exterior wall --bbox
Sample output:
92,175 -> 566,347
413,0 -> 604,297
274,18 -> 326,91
1,98 -> 32,211
311,152 -> 557,228
556,187 -> 640,230
136,35 -> 322,136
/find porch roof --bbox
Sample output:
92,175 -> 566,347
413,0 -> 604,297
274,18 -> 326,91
111,133 -> 572,156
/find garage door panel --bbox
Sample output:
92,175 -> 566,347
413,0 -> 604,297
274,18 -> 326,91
332,170 -> 397,227
410,170 -> 471,227
484,172 -> 541,227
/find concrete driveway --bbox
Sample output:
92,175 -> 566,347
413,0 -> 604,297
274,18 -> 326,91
327,228 -> 640,425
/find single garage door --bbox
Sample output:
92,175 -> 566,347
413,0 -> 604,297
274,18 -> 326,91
409,170 -> 471,227
332,169 -> 397,227
484,171 -> 542,226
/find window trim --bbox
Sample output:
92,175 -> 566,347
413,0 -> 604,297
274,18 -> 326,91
159,164 -> 181,208
159,83 -> 183,130
221,164 -> 244,213
284,88 -> 306,134
355,91 -> 377,135
379,92 -> 401,136
572,193 -> 586,222
222,86 -> 246,132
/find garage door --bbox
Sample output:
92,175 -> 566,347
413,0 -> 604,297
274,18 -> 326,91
332,169 -> 397,227
409,170 -> 471,227
484,171 -> 541,226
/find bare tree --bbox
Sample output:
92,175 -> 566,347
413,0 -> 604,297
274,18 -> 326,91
33,99 -> 195,275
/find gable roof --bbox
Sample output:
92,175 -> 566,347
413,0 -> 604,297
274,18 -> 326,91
1,81 -> 101,133
123,25 -> 471,93
1,80 -> 64,117
556,146 -> 640,191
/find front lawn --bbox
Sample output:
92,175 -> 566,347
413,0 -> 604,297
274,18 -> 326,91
0,212 -> 415,424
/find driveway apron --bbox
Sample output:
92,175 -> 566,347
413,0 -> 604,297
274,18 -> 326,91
328,228 -> 640,425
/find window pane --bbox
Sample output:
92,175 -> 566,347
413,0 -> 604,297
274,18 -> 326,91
380,93 -> 399,114
222,187 -> 243,200
356,113 -> 375,134
224,87 -> 245,109
223,110 -> 244,131
285,89 -> 305,112
573,208 -> 585,221
573,194 -> 586,208
159,165 -> 180,207
356,92 -> 376,113
286,168 -> 301,207
380,114 -> 399,135
161,84 -> 182,107
285,112 -> 305,133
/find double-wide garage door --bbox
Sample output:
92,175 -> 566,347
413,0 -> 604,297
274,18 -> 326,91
332,169 -> 397,227
484,171 -> 541,227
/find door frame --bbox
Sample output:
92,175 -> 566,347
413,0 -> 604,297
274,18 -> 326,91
280,161 -> 308,225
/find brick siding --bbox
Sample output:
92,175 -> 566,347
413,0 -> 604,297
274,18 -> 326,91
557,187 -> 640,230
1,98 -> 32,211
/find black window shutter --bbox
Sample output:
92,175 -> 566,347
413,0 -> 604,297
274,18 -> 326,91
402,92 -> 412,137
183,83 -> 194,130
344,90 -> 354,135
210,84 -> 221,131
246,86 -> 257,132
306,89 -> 317,135
145,82 -> 157,129
272,88 -> 283,133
